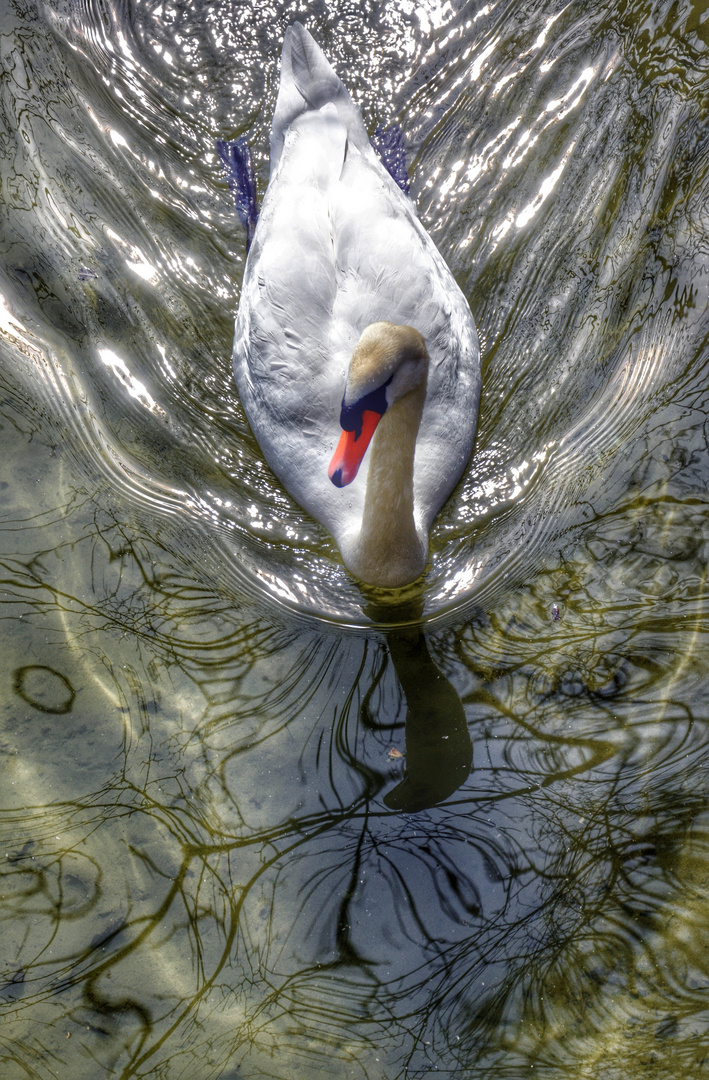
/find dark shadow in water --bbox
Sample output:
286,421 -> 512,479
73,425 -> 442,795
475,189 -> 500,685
365,597 -> 473,813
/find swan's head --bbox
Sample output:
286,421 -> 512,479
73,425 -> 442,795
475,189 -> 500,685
328,322 -> 429,487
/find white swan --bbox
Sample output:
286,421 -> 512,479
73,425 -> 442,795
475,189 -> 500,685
233,23 -> 480,588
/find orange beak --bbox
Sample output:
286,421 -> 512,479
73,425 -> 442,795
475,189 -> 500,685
328,409 -> 383,487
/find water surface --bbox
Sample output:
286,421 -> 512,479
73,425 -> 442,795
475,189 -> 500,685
1,0 -> 709,1076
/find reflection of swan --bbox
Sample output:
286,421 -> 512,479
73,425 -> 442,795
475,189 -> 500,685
385,628 -> 472,812
361,597 -> 473,811
233,24 -> 480,587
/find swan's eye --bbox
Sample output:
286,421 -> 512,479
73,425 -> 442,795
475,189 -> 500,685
340,375 -> 392,439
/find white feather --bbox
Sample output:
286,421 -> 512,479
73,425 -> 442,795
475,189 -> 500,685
233,23 -> 481,575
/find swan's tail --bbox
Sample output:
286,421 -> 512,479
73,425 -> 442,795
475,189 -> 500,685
270,23 -> 371,177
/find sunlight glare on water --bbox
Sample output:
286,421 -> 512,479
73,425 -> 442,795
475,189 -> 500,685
1,0 -> 709,1076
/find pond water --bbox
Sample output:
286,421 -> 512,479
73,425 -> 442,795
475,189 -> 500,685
1,0 -> 709,1076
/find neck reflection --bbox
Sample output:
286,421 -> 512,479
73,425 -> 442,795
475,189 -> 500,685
363,596 -> 473,813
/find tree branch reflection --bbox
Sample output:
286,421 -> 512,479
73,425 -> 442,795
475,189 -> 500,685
2,346 -> 709,1080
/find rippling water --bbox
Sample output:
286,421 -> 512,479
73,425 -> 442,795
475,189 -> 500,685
1,0 -> 709,1076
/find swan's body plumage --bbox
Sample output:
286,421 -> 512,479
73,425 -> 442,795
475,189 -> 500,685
233,23 -> 480,587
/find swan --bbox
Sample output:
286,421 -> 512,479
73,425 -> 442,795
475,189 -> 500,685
232,23 -> 480,588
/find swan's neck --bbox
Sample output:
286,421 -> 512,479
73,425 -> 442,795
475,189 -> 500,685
348,382 -> 427,588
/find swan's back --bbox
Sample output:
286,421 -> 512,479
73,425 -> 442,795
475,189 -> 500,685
269,24 -> 373,177
233,25 -> 480,551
